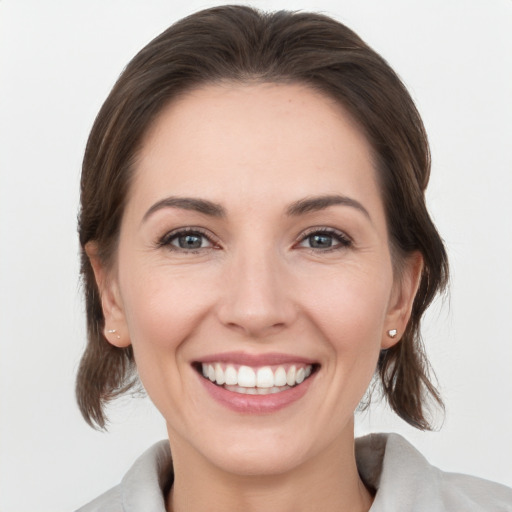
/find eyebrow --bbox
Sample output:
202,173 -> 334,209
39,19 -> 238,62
142,197 -> 226,222
142,194 -> 371,223
286,194 -> 371,220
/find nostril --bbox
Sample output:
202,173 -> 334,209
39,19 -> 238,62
215,270 -> 297,336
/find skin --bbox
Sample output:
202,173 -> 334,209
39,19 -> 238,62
88,83 -> 423,512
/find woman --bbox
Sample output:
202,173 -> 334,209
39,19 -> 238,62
75,5 -> 512,511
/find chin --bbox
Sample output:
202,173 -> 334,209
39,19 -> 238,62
185,415 -> 349,478
208,440 -> 311,477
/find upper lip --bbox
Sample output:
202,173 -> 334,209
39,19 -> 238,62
195,351 -> 318,367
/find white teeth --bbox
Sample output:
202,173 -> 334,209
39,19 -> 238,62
200,362 -> 314,390
256,366 -> 274,388
286,365 -> 296,386
224,385 -> 292,395
225,365 -> 237,385
237,366 -> 256,387
215,363 -> 225,385
274,366 -> 287,386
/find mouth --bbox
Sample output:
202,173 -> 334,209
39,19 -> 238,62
193,361 -> 319,396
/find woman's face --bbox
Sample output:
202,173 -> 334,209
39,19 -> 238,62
95,83 -> 419,476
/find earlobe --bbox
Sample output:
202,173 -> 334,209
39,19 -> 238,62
382,251 -> 423,349
85,241 -> 131,348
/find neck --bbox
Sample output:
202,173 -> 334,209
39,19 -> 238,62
166,421 -> 373,512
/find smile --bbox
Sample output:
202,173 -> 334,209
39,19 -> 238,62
196,362 -> 317,396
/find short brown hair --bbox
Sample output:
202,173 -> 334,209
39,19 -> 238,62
77,5 -> 448,430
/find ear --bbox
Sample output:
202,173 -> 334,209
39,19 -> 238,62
85,241 -> 131,348
382,251 -> 423,349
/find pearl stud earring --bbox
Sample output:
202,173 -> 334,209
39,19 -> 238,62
107,329 -> 121,340
387,329 -> 398,338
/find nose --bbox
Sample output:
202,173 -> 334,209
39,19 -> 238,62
216,245 -> 297,339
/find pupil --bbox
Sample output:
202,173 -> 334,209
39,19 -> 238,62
310,234 -> 332,248
179,234 -> 202,249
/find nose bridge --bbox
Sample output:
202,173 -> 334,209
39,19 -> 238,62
217,237 -> 294,337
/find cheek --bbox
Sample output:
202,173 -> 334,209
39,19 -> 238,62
298,262 -> 392,406
120,267 -> 215,351
302,262 -> 393,349
116,267 -> 214,414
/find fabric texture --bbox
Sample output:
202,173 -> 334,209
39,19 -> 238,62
76,433 -> 512,511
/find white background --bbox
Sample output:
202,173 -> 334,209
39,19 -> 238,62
1,0 -> 511,510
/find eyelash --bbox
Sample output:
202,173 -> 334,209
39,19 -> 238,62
157,227 -> 352,253
295,227 -> 352,252
157,227 -> 218,253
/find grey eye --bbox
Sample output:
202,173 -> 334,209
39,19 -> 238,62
298,229 -> 351,251
308,233 -> 334,248
172,233 -> 208,249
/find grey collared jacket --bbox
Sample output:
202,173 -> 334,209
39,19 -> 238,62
76,433 -> 512,511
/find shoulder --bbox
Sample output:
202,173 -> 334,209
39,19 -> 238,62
75,440 -> 173,512
356,433 -> 512,512
75,485 -> 122,512
439,471 -> 512,511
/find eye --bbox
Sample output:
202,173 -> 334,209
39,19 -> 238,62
297,228 -> 352,251
158,228 -> 216,252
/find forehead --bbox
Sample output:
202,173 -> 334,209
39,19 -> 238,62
129,82 -> 382,218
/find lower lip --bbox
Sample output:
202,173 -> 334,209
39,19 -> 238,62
197,371 -> 317,414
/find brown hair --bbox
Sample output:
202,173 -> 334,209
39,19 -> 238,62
77,5 -> 448,430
